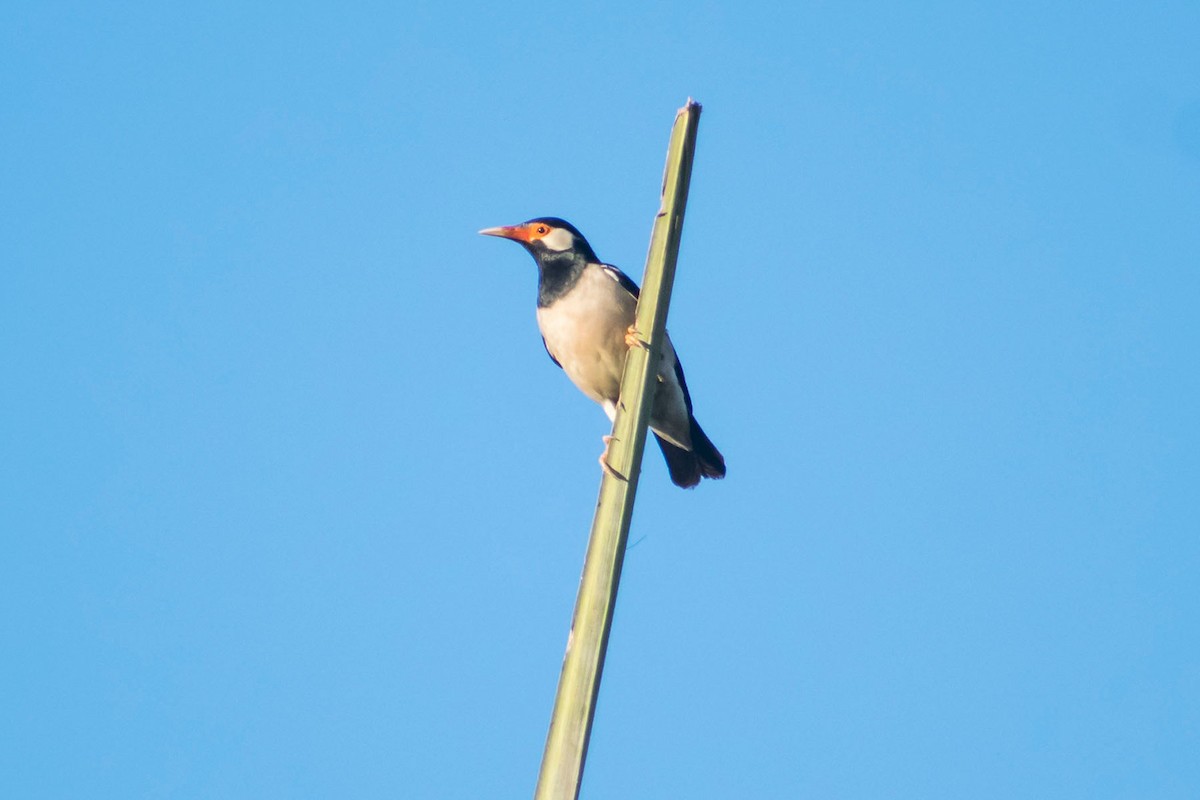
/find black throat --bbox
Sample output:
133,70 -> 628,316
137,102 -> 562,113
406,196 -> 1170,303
535,249 -> 588,308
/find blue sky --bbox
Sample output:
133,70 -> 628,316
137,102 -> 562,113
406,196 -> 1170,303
3,2 -> 1198,797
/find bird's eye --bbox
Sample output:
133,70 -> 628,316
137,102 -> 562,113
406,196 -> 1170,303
535,225 -> 549,235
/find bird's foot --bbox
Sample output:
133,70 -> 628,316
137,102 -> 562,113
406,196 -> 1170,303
599,435 -> 628,481
625,324 -> 649,350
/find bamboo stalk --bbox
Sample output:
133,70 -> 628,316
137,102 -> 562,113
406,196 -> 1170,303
533,99 -> 702,800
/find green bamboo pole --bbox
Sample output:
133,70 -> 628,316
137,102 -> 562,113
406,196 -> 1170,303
533,99 -> 702,800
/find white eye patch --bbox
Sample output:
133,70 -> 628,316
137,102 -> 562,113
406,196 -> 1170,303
539,227 -> 575,252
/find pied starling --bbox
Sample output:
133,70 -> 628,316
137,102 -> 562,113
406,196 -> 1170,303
480,217 -> 725,488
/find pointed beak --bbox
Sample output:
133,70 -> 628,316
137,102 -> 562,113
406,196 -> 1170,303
479,224 -> 530,242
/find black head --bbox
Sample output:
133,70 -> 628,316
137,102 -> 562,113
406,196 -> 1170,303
478,217 -> 599,264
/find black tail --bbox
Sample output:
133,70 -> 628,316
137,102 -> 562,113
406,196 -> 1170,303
655,416 -> 726,489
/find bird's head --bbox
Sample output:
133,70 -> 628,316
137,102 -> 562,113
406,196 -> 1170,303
479,217 -> 599,265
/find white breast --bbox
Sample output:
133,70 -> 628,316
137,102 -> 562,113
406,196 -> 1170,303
537,266 -> 636,405
535,264 -> 693,449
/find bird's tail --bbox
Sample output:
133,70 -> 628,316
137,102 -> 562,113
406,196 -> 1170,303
655,416 -> 726,489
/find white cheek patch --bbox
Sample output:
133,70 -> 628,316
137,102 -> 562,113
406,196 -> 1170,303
540,227 -> 575,252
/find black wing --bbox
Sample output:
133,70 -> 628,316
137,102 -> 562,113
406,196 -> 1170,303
672,355 -> 695,414
542,336 -> 562,368
601,264 -> 640,300
603,262 -> 689,409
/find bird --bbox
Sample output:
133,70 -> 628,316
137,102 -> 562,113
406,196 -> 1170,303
479,217 -> 725,488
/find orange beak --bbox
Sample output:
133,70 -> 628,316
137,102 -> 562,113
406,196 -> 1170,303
479,223 -> 533,243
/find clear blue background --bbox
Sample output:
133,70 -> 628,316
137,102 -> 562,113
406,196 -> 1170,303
3,2 -> 1197,797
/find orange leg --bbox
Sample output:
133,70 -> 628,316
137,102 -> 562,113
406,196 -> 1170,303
599,435 -> 627,481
